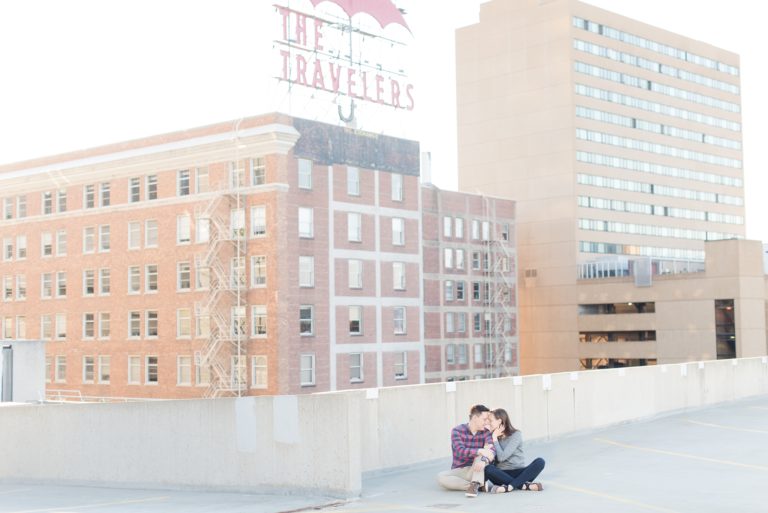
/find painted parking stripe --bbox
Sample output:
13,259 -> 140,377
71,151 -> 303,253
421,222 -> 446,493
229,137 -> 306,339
7,495 -> 169,513
595,438 -> 768,471
548,481 -> 684,513
687,419 -> 768,434
0,489 -> 31,496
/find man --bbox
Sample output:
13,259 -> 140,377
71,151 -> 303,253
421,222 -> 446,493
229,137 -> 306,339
437,404 -> 495,497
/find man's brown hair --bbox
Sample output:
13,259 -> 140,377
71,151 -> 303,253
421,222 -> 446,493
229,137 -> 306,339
469,404 -> 490,420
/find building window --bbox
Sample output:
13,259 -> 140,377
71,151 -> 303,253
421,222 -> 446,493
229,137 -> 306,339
82,356 -> 95,383
232,356 -> 247,388
300,353 -> 315,386
349,306 -> 363,335
42,191 -> 53,214
41,273 -> 52,299
457,313 -> 467,333
298,158 -> 313,189
443,217 -> 452,238
196,217 -> 210,243
251,356 -> 268,389
445,312 -> 455,333
3,276 -> 12,301
177,169 -> 190,196
17,195 -> 27,218
444,248 -> 453,269
300,305 -> 314,336
56,229 -> 67,256
474,344 -> 484,364
348,259 -> 363,289
458,344 -> 468,364
455,218 -> 464,239
392,218 -> 405,246
391,173 -> 403,201
347,212 -> 362,242
195,357 -> 211,386
298,207 -> 314,238
83,226 -> 96,253
177,215 -> 191,244
98,225 -> 110,252
41,315 -> 53,340
99,312 -> 110,339
446,344 -> 456,364
2,198 -> 11,220
177,356 -> 192,386
41,232 -> 53,257
456,249 -> 465,270
84,185 -> 95,209
482,221 -> 490,241
393,307 -> 406,334
56,272 -> 67,297
128,356 -> 141,384
129,177 -> 141,202
394,352 -> 407,379
84,270 -> 96,298
444,280 -> 454,301
393,262 -> 406,290
128,266 -> 141,294
472,220 -> 480,240
350,353 -> 363,382
472,251 -> 481,270
145,356 -> 159,384
15,316 -> 26,339
230,257 -> 246,289
146,175 -> 158,200
230,209 -> 245,239
299,256 -> 314,287
98,356 -> 111,384
251,255 -> 267,287
229,161 -> 245,188
196,314 -> 210,338
99,183 -> 111,207
251,205 -> 266,237
57,190 -> 67,213
82,313 -> 95,339
55,355 -> 67,382
715,299 -> 736,359
15,275 -> 26,301
129,314 -> 140,338
178,262 -> 191,291
231,306 -> 246,337
55,313 -> 66,339
146,311 -> 159,338
251,305 -> 267,337
177,308 -> 191,338
2,238 -> 11,262
250,158 -> 266,186
196,265 -> 210,290
196,167 -> 210,193
456,281 -> 465,300
15,235 -> 26,260
145,265 -> 157,293
473,313 -> 481,332
347,167 -> 360,196
145,220 -> 158,247
128,222 -> 141,250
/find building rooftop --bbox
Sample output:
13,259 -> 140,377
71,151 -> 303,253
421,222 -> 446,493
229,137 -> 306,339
1,394 -> 765,513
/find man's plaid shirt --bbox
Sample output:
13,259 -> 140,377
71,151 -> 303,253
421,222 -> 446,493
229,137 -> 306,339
450,423 -> 494,469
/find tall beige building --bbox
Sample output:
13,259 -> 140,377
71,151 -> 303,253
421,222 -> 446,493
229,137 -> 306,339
456,0 -> 762,373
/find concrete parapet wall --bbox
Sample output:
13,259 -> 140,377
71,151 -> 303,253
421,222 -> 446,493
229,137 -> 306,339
1,357 -> 767,496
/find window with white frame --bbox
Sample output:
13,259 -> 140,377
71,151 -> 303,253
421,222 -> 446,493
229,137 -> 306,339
2,237 -> 12,261
444,248 -> 453,269
41,315 -> 52,340
128,266 -> 141,294
455,218 -> 464,238
230,208 -> 245,239
298,158 -> 312,189
457,312 -> 467,333
145,265 -> 157,293
299,256 -> 314,287
2,198 -> 11,220
41,232 -> 53,257
177,169 -> 190,196
482,221 -> 490,241
145,220 -> 158,247
145,356 -> 159,384
98,355 -> 110,384
128,356 -> 141,384
446,344 -> 456,364
251,205 -> 266,237
394,352 -> 407,379
347,212 -> 362,242
393,307 -> 406,334
177,262 -> 191,291
251,255 -> 267,287
300,353 -> 315,386
300,305 -> 314,336
83,226 -> 96,253
391,173 -> 403,201
251,355 -> 268,389
458,344 -> 468,364
230,257 -> 245,289
1,317 -> 11,338
177,215 -> 191,244
41,273 -> 52,299
15,275 -> 26,300
231,355 -> 247,388
82,356 -> 95,383
84,184 -> 95,209
83,313 -> 95,339
196,314 -> 210,338
472,252 -> 481,270
177,308 -> 191,338
228,161 -> 245,189
231,306 -> 246,337
298,207 -> 314,238
42,191 -> 53,214
348,259 -> 363,289
98,225 -> 110,252
471,220 -> 480,240
456,281 -> 465,301
84,270 -> 96,297
250,158 -> 266,186
57,190 -> 67,212
196,217 -> 210,243
347,167 -> 360,196
55,313 -> 66,339
473,312 -> 481,332
350,353 -> 363,382
128,222 -> 141,250
146,311 -> 159,338
456,249 -> 465,270
195,265 -> 210,290
443,217 -> 452,238
15,316 -> 26,339
56,272 -> 67,297
129,177 -> 141,203
251,305 -> 267,337
146,175 -> 158,200
444,280 -> 454,301
474,344 -> 484,364
45,357 -> 51,383
99,183 -> 111,207
55,355 -> 67,382
393,262 -> 406,290
195,356 -> 211,386
445,312 -> 454,333
2,276 -> 11,301
56,229 -> 67,255
17,195 -> 26,218
16,235 -> 26,259
392,218 -> 405,246
99,312 -> 110,339
196,168 -> 210,193
177,356 -> 192,386
349,306 -> 363,335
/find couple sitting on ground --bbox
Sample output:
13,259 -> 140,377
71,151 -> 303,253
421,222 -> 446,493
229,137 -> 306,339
437,404 -> 545,498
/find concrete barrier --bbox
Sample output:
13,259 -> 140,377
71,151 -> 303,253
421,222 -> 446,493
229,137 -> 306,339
1,357 -> 767,496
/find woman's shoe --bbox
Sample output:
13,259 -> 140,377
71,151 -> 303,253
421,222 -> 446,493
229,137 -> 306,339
521,482 -> 543,491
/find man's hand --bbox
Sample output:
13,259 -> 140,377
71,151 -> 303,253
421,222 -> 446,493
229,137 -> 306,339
478,447 -> 494,460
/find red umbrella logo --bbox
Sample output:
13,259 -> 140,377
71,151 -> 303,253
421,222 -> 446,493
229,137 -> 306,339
309,0 -> 411,33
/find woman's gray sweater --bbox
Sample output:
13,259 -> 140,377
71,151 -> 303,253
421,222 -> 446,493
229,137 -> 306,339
493,431 -> 525,470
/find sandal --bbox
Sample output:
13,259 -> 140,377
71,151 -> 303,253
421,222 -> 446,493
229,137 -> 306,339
521,482 -> 543,491
490,484 -> 511,493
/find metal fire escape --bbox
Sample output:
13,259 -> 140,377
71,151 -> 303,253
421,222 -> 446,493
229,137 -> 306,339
481,196 -> 518,378
194,163 -> 247,398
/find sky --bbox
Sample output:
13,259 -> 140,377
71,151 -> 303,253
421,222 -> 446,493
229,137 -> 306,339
0,0 -> 764,241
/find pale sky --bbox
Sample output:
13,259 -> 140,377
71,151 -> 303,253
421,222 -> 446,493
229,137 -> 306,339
0,0 -> 764,241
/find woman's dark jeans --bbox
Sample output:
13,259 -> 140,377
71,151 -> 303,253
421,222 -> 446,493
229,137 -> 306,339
484,458 -> 546,489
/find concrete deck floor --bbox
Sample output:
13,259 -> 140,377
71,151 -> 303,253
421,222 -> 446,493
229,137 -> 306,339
1,395 -> 767,513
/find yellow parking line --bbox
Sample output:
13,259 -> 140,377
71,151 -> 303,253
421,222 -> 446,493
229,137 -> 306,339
595,438 -> 768,471
548,481 -> 684,513
8,495 -> 169,513
687,419 -> 768,434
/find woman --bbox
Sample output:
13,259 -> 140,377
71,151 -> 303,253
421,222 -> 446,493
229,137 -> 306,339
483,408 -> 545,492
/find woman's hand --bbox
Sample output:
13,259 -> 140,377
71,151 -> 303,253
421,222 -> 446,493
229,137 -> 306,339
492,426 -> 504,440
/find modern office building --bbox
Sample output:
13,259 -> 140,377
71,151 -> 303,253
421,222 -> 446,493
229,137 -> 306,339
456,0 -> 765,372
0,113 -> 518,399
